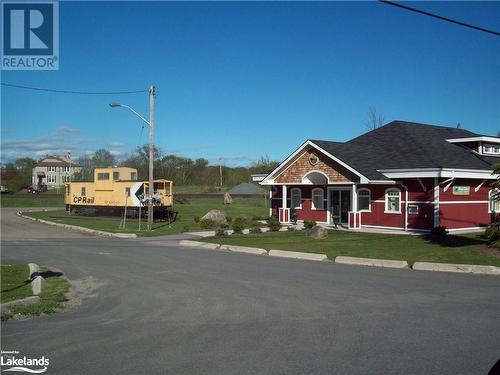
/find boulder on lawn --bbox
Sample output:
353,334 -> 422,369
308,225 -> 328,239
201,209 -> 227,225
224,192 -> 233,205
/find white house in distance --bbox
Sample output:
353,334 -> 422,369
32,155 -> 82,189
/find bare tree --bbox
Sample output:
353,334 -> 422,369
365,107 -> 385,131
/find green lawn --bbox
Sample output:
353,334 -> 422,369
1,196 -> 65,207
1,264 -> 33,303
22,197 -> 268,237
174,185 -> 228,193
202,230 -> 500,267
1,266 -> 70,321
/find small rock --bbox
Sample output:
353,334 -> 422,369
201,209 -> 227,225
308,225 -> 328,239
224,192 -> 233,205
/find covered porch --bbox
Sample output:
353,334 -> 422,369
273,171 -> 362,229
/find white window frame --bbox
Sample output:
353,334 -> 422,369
63,175 -> 71,182
48,166 -> 57,172
408,204 -> 419,215
63,166 -> 70,172
489,189 -> 500,213
385,188 -> 401,214
357,188 -> 371,212
290,188 -> 302,209
311,188 -> 324,210
484,144 -> 500,155
47,175 -> 56,184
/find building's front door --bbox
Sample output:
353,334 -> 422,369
329,189 -> 352,225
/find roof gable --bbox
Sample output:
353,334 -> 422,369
266,121 -> 497,185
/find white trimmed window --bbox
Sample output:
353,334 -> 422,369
63,166 -> 70,172
291,188 -> 302,209
63,176 -> 71,182
48,166 -> 57,172
489,189 -> 500,213
311,188 -> 324,210
385,189 -> 401,213
47,175 -> 56,184
484,144 -> 500,155
357,189 -> 371,211
97,173 -> 110,181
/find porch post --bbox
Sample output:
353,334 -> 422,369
434,177 -> 440,227
352,184 -> 357,212
282,185 -> 287,209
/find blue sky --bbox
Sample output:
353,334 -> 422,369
1,1 -> 499,166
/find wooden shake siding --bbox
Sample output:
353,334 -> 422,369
275,149 -> 356,183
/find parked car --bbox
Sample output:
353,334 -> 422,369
0,185 -> 10,194
27,186 -> 39,194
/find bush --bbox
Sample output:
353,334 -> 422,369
215,227 -> 227,236
266,217 -> 281,232
226,216 -> 233,223
249,226 -> 262,234
232,217 -> 247,234
194,216 -> 200,223
252,215 -> 267,221
199,218 -> 215,229
485,221 -> 500,244
431,226 -> 448,236
303,220 -> 317,229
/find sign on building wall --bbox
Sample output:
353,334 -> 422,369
452,186 -> 470,195
308,152 -> 319,166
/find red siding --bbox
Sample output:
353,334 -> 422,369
269,178 -> 497,230
357,184 -> 406,229
439,178 -> 494,229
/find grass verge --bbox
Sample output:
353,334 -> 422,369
1,264 -> 33,303
201,230 -> 500,267
1,266 -> 70,321
21,197 -> 268,237
1,195 -> 64,207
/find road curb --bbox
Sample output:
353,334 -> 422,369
268,249 -> 328,262
219,245 -> 268,255
412,262 -> 500,276
335,256 -> 409,269
17,211 -> 137,238
179,239 -> 220,249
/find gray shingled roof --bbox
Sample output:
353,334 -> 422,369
228,182 -> 266,195
311,121 -> 497,181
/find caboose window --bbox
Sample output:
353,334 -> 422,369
131,172 -> 137,180
81,187 -> 86,196
113,172 -> 120,180
97,173 -> 110,180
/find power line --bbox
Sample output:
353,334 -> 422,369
0,82 -> 149,95
380,1 -> 500,37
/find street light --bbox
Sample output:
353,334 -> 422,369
109,84 -> 156,231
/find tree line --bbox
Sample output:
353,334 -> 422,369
1,145 -> 279,191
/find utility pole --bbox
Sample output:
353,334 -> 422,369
148,84 -> 155,231
219,158 -> 223,188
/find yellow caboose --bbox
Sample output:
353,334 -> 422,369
65,167 -> 174,220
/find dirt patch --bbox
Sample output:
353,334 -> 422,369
478,244 -> 500,259
63,276 -> 107,309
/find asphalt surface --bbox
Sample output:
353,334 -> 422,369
1,208 -> 499,374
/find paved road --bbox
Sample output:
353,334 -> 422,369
1,208 -> 499,374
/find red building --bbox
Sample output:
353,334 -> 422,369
260,121 -> 500,232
